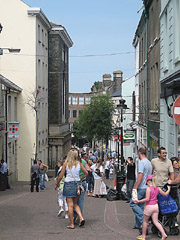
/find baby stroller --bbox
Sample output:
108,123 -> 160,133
151,184 -> 179,237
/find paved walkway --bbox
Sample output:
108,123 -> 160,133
0,179 -> 179,240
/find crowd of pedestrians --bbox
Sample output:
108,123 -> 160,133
2,142 -> 180,238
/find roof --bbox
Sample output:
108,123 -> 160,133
110,88 -> 122,97
0,75 -> 22,92
50,22 -> 73,48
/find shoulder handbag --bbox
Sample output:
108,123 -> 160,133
69,167 -> 84,195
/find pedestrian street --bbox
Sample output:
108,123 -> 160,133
0,179 -> 179,240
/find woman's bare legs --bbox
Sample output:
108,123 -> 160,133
66,197 -> 75,228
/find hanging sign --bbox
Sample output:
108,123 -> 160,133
123,131 -> 135,143
8,122 -> 20,138
173,96 -> 180,125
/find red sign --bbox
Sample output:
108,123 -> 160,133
114,135 -> 121,142
173,96 -> 180,125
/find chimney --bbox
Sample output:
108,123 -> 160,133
113,70 -> 123,91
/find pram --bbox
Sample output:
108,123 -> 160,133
151,184 -> 179,237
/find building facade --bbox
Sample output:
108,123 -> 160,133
48,23 -> 73,169
0,0 -> 50,180
69,93 -> 94,131
160,0 -> 180,158
0,75 -> 22,183
133,0 -> 161,159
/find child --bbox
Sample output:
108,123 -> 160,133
56,160 -> 68,219
134,175 -> 170,240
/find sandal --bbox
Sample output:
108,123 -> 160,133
79,219 -> 85,227
67,225 -> 75,229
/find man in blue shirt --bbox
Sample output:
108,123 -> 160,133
130,148 -> 152,231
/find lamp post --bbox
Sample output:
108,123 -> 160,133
116,98 -> 129,200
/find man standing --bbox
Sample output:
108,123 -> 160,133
0,159 -> 10,190
151,147 -> 174,187
130,148 -> 152,231
30,160 -> 40,192
125,157 -> 135,203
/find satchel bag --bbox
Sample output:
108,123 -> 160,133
69,168 -> 84,195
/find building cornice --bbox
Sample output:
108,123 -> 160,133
50,23 -> 73,48
27,8 -> 51,29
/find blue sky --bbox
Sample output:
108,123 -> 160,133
24,0 -> 142,93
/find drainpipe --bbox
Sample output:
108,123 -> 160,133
144,5 -> 149,154
5,88 -> 10,163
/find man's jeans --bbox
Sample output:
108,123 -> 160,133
74,180 -> 87,220
126,179 -> 135,200
40,174 -> 46,190
130,188 -> 146,228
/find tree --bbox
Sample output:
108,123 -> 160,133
73,95 -> 114,146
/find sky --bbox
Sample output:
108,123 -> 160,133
24,0 -> 142,93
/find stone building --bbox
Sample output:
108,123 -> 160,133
48,22 -> 73,169
91,70 -> 123,96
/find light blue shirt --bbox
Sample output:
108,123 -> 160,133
0,162 -> 8,174
138,158 -> 152,189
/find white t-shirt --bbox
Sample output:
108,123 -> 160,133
91,164 -> 104,180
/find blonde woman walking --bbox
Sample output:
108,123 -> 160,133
56,149 -> 88,229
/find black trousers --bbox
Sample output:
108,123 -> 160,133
31,177 -> 40,192
105,169 -> 110,179
0,173 -> 6,191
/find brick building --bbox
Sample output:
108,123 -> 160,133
69,93 -> 94,131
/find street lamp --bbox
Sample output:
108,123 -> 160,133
116,98 -> 129,200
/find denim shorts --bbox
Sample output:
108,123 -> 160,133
63,181 -> 80,197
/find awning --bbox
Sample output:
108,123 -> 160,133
0,74 -> 22,92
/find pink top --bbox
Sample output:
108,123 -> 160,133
146,186 -> 159,205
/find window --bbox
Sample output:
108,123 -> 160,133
72,96 -> 77,105
8,96 -> 11,121
14,97 -> 17,121
69,96 -> 71,105
73,110 -> 77,118
68,110 -> 70,118
79,96 -> 84,105
174,0 -> 180,62
85,96 -> 91,104
38,24 -> 41,43
79,110 -> 83,116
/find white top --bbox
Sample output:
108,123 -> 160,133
65,163 -> 80,182
91,164 -> 104,180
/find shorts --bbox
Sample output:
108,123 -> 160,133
144,204 -> 159,216
63,181 -> 80,198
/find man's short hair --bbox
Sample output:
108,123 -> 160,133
138,148 -> 147,156
128,157 -> 133,161
34,160 -> 37,164
157,147 -> 166,154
